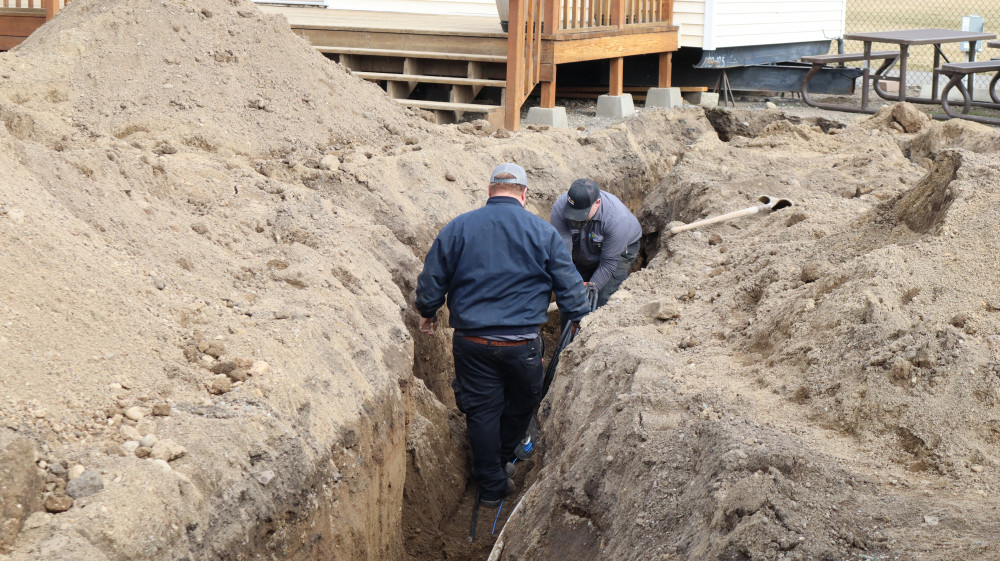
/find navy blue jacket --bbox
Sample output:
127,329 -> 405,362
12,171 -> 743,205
416,196 -> 590,334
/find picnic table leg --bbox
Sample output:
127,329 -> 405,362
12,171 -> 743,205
991,72 -> 1000,105
861,42 -> 871,110
940,73 -> 970,118
966,41 -> 977,101
897,45 -> 908,103
931,45 -> 941,101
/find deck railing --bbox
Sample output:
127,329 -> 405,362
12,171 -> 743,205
553,0 -> 672,30
504,0 -> 672,129
0,0 -> 69,20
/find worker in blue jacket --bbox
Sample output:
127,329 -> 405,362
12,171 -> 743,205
416,163 -> 590,506
551,178 -> 642,307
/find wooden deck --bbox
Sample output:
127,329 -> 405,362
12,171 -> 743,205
263,2 -> 679,129
0,0 -> 67,50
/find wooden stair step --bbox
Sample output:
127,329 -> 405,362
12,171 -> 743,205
353,72 -> 506,88
396,99 -> 501,113
317,46 -> 506,63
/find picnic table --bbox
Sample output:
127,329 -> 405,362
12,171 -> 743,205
843,28 -> 997,106
936,39 -> 1000,125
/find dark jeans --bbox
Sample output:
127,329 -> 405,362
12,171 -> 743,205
579,239 -> 641,308
451,336 -> 543,500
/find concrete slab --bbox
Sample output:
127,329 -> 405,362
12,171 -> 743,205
645,87 -> 683,109
525,106 -> 569,127
596,94 -> 636,119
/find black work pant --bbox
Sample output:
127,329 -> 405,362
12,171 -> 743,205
451,336 -> 543,501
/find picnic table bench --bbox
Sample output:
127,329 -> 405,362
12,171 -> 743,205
938,60 -> 1000,125
800,51 -> 900,113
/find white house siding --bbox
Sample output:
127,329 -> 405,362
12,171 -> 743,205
325,0 -> 498,16
674,0 -> 705,48
706,0 -> 844,50
673,0 -> 844,50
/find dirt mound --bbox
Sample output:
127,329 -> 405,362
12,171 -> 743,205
494,115 -> 1000,561
0,0 -> 418,157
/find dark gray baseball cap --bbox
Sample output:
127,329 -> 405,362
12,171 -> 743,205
564,178 -> 601,222
490,163 -> 527,186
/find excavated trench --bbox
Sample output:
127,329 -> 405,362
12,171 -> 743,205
221,107 -> 868,561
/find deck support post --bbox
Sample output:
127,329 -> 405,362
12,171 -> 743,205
658,52 -> 672,88
504,0 -> 526,131
541,67 -> 556,108
609,57 -> 624,97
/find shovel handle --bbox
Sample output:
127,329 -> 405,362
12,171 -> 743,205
668,205 -> 764,235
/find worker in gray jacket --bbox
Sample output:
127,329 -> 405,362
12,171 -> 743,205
551,178 -> 642,307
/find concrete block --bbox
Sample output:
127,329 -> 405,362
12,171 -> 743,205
645,87 -> 683,109
682,91 -> 720,108
525,106 -> 569,127
596,94 -> 636,119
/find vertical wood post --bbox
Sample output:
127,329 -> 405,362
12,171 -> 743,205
609,57 -> 624,96
544,0 -> 559,33
541,67 -> 557,108
610,0 -> 624,28
658,52 -> 672,87
504,0 -> 526,131
42,0 -> 58,20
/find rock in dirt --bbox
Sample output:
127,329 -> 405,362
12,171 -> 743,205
197,340 -> 226,358
249,361 -> 269,376
150,439 -> 187,462
119,425 -> 142,442
136,418 -> 156,436
800,262 -> 823,283
210,360 -> 238,374
139,434 -> 159,448
891,103 -> 927,133
44,494 -> 74,513
67,465 -> 85,480
65,470 -> 103,499
47,461 -> 66,477
256,470 -> 276,486
319,154 -> 340,171
0,439 -> 43,550
124,407 -> 145,421
151,459 -> 172,473
207,374 -> 232,394
641,299 -> 680,321
151,403 -> 172,416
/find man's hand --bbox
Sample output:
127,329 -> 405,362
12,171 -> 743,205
570,321 -> 581,338
419,316 -> 439,336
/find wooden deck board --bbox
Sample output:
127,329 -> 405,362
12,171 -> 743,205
260,7 -> 504,37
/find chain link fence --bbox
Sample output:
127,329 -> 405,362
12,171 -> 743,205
844,0 -> 1000,90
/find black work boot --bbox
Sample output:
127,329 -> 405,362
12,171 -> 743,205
481,478 -> 516,507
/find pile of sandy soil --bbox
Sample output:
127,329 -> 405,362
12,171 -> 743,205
0,0 -> 419,157
6,0 -> 1000,560
494,107 -> 1000,561
0,1 -> 692,559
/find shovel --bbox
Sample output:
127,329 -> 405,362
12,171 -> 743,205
668,195 -> 793,235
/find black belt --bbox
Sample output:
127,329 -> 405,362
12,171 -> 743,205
460,336 -> 530,347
